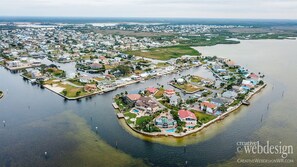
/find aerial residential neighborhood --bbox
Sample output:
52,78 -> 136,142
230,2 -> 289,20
0,22 -> 266,138
113,55 -> 266,137
1,0 -> 297,165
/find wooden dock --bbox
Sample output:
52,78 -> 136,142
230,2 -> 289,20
242,100 -> 250,105
117,113 -> 125,119
112,103 -> 119,109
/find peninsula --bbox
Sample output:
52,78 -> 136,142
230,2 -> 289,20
113,55 -> 266,137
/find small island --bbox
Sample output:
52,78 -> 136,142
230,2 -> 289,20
113,56 -> 266,137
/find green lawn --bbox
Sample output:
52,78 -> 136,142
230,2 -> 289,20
67,79 -> 86,86
156,62 -> 169,68
173,83 -> 201,93
136,116 -> 152,126
124,45 -> 200,60
190,76 -> 203,83
43,80 -> 94,98
114,98 -> 130,112
124,112 -> 137,119
191,110 -> 216,124
59,84 -> 89,98
154,89 -> 164,98
124,112 -> 137,124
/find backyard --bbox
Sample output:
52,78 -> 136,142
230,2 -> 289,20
191,110 -> 217,124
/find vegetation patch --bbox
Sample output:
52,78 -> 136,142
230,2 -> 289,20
67,78 -> 86,86
191,110 -> 217,124
114,97 -> 130,112
59,84 -> 88,98
154,89 -> 164,98
124,45 -> 200,60
46,68 -> 66,77
173,83 -> 201,93
124,112 -> 137,124
190,76 -> 203,83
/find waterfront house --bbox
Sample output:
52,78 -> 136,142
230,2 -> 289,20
246,73 -> 259,81
225,60 -> 237,67
124,94 -> 142,108
211,98 -> 227,107
242,80 -> 255,87
7,60 -> 22,68
79,76 -> 92,83
30,70 -> 42,79
237,67 -> 249,74
146,87 -> 158,94
135,96 -> 159,113
154,113 -> 177,128
84,84 -> 97,92
222,90 -> 238,99
200,101 -> 217,114
246,73 -> 260,85
178,110 -> 197,128
164,89 -> 176,97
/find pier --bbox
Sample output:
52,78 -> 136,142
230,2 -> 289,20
116,113 -> 125,119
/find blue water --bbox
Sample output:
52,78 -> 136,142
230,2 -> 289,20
133,109 -> 139,113
166,128 -> 176,133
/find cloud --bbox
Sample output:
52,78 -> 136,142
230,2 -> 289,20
0,0 -> 296,19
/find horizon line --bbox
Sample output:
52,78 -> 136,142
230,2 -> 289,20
1,16 -> 297,21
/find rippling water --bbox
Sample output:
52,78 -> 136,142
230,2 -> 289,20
0,39 -> 296,167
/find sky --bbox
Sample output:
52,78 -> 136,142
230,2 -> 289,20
1,0 -> 297,19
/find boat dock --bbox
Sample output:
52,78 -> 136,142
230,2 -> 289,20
116,113 -> 125,119
112,103 -> 119,109
242,100 -> 250,105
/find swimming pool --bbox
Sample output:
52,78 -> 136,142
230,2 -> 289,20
165,128 -> 176,133
133,109 -> 139,113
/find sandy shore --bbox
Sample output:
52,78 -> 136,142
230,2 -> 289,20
118,83 -> 267,138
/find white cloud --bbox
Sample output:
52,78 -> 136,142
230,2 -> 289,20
0,0 -> 296,19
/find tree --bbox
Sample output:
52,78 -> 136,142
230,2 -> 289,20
112,65 -> 132,76
62,90 -> 68,96
76,91 -> 81,97
226,84 -> 233,90
218,105 -> 227,112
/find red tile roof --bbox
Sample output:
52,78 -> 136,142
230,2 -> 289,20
249,73 -> 259,79
99,56 -> 106,60
126,94 -> 141,101
201,101 -> 217,109
146,87 -> 158,94
178,110 -> 197,120
164,89 -> 175,95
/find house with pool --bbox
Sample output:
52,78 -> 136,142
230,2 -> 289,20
124,94 -> 142,108
178,109 -> 197,128
135,96 -> 160,113
154,112 -> 177,129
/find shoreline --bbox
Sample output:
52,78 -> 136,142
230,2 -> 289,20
41,64 -> 200,100
117,83 -> 267,138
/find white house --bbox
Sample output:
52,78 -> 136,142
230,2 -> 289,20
178,110 -> 197,128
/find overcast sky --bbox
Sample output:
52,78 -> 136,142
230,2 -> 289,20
1,0 -> 297,19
